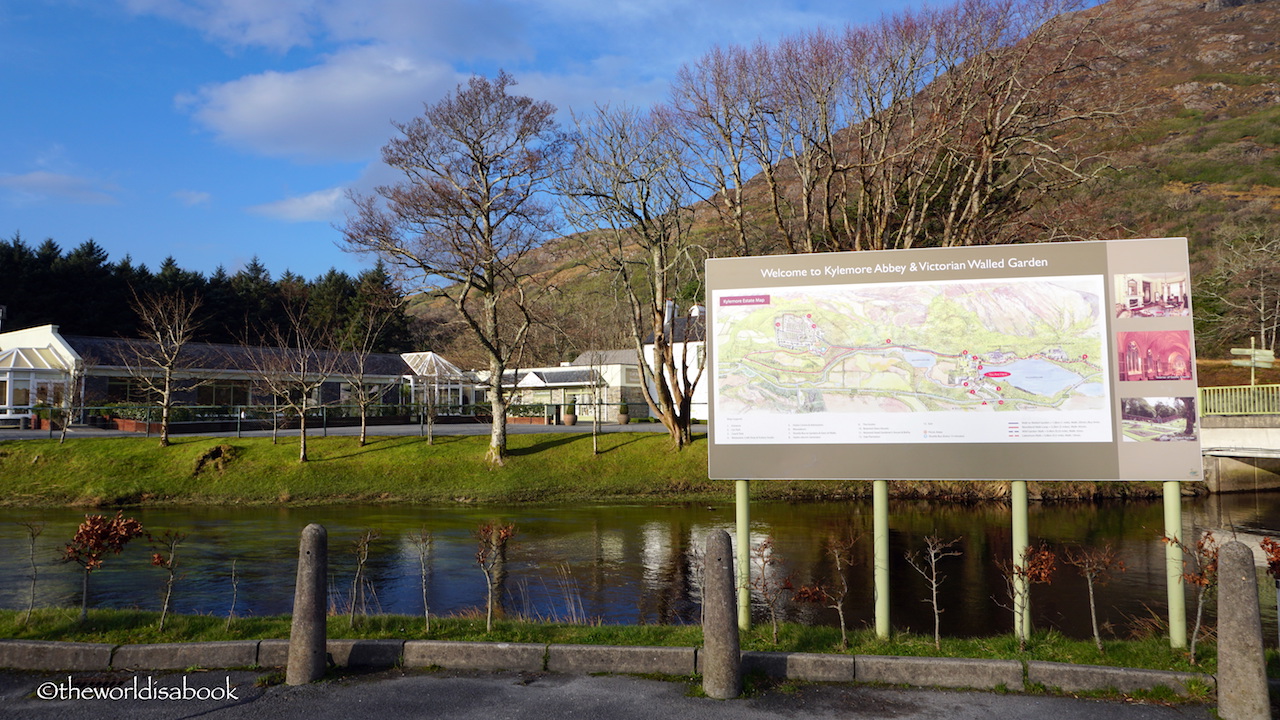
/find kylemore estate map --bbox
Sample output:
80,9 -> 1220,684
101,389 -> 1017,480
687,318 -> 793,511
712,276 -> 1111,445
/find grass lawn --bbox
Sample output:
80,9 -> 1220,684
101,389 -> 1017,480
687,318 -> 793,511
0,433 -> 1169,507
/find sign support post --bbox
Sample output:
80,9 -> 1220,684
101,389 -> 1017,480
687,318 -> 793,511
1012,480 -> 1030,641
874,479 -> 890,639
1165,480 -> 1187,649
736,479 -> 751,630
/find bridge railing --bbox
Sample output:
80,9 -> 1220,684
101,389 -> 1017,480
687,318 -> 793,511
1199,384 -> 1280,415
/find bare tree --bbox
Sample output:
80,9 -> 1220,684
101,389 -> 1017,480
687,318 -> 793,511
795,525 -> 863,649
995,543 -> 1056,651
349,528 -> 382,628
407,527 -> 434,632
1063,544 -> 1125,653
475,522 -> 516,633
18,521 -> 44,625
749,535 -> 795,645
57,357 -> 93,445
336,299 -> 403,447
669,43 -> 776,257
561,104 -> 706,450
247,296 -> 339,463
343,72 -> 566,466
124,291 -> 206,447
1196,223 -> 1280,352
149,529 -> 187,633
906,535 -> 963,650
770,28 -> 851,253
673,0 -> 1125,255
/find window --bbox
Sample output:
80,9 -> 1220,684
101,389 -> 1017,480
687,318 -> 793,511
197,381 -> 250,406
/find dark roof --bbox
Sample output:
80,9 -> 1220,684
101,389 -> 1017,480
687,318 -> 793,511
64,335 -> 412,377
500,367 -> 600,387
529,368 -> 597,385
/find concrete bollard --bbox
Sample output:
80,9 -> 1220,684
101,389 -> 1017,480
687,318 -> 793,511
1217,540 -> 1270,720
286,523 -> 328,685
702,529 -> 741,700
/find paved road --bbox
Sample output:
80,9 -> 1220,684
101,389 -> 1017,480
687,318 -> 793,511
0,668 -> 1214,720
0,421 -> 707,442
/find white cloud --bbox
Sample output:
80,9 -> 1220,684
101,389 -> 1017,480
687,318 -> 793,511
179,46 -> 460,162
0,171 -> 120,206
250,187 -> 346,222
149,0 -> 919,166
172,189 -> 212,206
120,0 -> 321,51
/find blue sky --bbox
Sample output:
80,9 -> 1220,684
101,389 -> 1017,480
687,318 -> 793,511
1,0 -> 919,281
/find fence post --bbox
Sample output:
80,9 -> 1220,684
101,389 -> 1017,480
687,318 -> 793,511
1217,541 -> 1269,719
287,523 -> 328,685
702,529 -> 741,699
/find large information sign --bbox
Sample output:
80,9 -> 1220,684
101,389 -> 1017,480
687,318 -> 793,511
706,238 -> 1200,481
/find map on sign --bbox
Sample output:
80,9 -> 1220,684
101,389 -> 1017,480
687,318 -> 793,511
712,275 -> 1111,445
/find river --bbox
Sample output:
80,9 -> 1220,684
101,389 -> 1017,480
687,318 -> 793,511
0,492 -> 1275,640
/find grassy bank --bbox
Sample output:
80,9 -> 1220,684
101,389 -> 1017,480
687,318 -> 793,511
0,608 -> 1221,682
0,433 -> 1176,507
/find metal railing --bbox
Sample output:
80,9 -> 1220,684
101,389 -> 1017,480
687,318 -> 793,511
1198,384 -> 1280,416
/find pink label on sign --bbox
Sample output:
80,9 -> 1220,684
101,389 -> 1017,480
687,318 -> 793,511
720,295 -> 771,307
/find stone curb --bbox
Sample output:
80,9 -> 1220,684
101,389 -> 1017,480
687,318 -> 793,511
546,644 -> 695,675
0,639 -> 1215,697
110,641 -> 258,671
1027,660 -> 1215,694
855,655 -> 1024,691
0,640 -> 115,672
402,640 -> 544,672
739,651 -> 858,682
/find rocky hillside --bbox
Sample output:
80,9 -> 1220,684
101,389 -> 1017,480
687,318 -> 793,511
1060,0 -> 1280,245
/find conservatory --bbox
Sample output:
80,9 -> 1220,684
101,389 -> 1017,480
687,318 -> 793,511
0,325 -> 81,422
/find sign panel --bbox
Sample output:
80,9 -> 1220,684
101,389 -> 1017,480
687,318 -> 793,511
706,238 -> 1200,481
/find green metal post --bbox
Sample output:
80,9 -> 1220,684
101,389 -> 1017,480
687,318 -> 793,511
736,479 -> 751,631
1011,480 -> 1029,641
874,479 -> 890,639
1165,481 -> 1187,649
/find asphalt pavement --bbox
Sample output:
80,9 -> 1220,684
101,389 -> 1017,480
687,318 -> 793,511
0,667 -> 1215,720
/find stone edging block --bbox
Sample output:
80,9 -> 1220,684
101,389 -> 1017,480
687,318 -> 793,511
546,644 -> 695,675
855,654 -> 1023,691
258,639 -> 289,668
739,651 -> 857,682
0,640 -> 115,671
326,639 -> 405,668
1026,660 -> 1214,695
111,641 -> 259,670
402,640 -> 545,672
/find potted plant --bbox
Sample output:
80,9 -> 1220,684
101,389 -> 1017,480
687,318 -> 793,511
563,403 -> 577,426
616,402 -> 630,425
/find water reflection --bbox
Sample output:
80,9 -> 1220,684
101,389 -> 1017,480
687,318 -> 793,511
0,493 -> 1276,641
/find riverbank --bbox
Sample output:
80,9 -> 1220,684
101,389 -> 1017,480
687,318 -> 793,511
0,434 -> 1182,507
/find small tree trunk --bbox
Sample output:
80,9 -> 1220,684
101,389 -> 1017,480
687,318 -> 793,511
359,404 -> 368,447
159,572 -> 174,632
80,566 -> 90,622
298,407 -> 309,463
487,380 -> 508,466
1085,576 -> 1102,653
